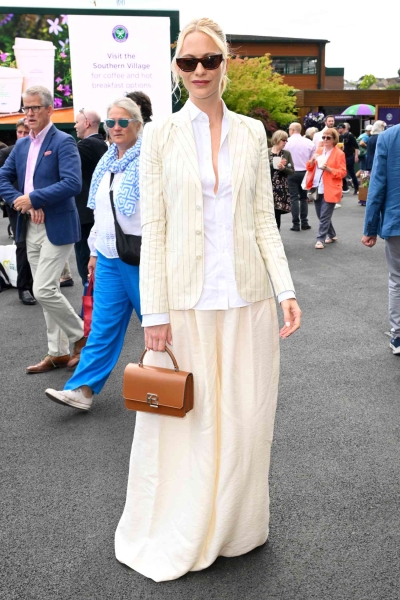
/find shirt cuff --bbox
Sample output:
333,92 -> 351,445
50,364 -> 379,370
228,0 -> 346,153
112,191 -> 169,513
278,290 -> 296,303
142,313 -> 170,328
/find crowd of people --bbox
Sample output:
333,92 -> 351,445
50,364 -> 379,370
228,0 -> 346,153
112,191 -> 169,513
0,15 -> 398,584
267,114 -> 386,245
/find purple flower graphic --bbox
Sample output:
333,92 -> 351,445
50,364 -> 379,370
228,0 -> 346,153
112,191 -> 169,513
0,52 -> 8,62
54,98 -> 62,108
59,39 -> 69,49
61,15 -> 68,25
55,77 -> 62,84
47,18 -> 63,35
57,84 -> 64,91
60,52 -> 67,58
63,84 -> 71,96
0,14 -> 13,27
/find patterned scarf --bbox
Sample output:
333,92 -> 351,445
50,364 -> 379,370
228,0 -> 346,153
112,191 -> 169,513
87,137 -> 142,216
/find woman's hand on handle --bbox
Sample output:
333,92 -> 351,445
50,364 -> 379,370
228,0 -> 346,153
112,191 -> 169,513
145,324 -> 173,352
88,256 -> 97,275
279,299 -> 302,338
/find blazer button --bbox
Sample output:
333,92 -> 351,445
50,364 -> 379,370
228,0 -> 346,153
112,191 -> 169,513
196,205 -> 201,210
196,255 -> 202,260
196,230 -> 201,235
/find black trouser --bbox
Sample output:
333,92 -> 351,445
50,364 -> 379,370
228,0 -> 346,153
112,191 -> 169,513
346,155 -> 358,192
6,204 -> 33,292
274,210 -> 281,230
74,222 -> 93,286
288,170 -> 309,227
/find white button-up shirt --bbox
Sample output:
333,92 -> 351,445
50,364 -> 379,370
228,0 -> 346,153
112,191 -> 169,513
88,171 -> 142,259
142,100 -> 294,327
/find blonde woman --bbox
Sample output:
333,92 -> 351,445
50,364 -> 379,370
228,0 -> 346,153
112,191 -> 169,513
115,18 -> 301,581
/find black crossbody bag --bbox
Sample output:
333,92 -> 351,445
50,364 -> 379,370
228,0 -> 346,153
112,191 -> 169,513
109,172 -> 141,266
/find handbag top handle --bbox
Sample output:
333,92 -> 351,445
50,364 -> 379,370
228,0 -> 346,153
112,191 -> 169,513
138,347 -> 180,372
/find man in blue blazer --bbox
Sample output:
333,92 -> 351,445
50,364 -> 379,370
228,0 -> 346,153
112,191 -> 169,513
362,124 -> 400,354
0,85 -> 86,373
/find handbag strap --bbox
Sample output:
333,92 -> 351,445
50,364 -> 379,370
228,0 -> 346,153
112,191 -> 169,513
87,272 -> 95,296
139,347 -> 179,372
109,172 -> 118,223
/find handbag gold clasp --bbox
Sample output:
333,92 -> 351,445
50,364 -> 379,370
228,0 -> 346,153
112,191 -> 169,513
147,393 -> 159,408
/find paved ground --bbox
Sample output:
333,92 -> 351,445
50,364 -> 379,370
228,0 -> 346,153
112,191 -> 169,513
1,198 -> 399,600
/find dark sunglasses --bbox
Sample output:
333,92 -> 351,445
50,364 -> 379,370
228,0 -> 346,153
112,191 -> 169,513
105,118 -> 137,128
322,136 -> 332,140
176,54 -> 224,72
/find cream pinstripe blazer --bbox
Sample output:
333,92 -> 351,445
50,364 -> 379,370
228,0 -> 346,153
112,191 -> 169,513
139,103 -> 294,315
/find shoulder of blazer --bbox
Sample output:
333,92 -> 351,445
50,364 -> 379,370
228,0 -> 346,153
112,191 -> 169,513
227,110 -> 262,133
227,110 -> 265,149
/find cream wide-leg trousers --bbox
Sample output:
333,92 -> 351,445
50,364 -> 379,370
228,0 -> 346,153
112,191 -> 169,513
115,299 -> 280,582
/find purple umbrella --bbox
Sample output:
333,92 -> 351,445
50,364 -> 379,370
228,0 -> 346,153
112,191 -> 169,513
341,104 -> 375,116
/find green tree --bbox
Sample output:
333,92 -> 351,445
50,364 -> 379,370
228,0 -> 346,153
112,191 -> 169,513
359,74 -> 376,89
223,55 -> 297,127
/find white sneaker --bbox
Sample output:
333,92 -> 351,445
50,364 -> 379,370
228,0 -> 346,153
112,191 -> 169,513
45,388 -> 93,411
342,189 -> 350,194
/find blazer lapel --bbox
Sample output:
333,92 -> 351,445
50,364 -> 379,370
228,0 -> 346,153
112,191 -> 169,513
18,138 -> 31,188
34,125 -> 55,175
228,111 -> 248,214
171,107 -> 202,193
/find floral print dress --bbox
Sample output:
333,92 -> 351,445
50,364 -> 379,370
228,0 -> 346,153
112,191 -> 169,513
269,150 -> 291,214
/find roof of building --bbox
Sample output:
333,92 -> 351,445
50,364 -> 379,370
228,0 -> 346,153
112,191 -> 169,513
226,34 -> 330,44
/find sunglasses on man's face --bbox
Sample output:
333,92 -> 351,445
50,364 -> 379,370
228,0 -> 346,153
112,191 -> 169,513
106,118 -> 136,128
176,54 -> 224,72
322,136 -> 332,140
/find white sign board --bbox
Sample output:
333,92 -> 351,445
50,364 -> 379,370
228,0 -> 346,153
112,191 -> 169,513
68,15 -> 172,121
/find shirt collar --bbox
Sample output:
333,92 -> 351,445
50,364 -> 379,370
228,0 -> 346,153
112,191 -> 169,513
29,121 -> 53,143
187,99 -> 228,123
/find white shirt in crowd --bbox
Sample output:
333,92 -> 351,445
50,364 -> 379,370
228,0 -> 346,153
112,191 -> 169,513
88,171 -> 141,259
312,127 -> 328,150
312,148 -> 333,194
142,100 -> 294,328
284,133 -> 314,171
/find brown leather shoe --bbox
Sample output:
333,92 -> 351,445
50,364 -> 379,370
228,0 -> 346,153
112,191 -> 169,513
26,355 -> 71,374
67,337 -> 87,369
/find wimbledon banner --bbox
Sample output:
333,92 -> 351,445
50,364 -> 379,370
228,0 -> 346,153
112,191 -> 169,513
0,11 -> 173,122
68,15 -> 172,120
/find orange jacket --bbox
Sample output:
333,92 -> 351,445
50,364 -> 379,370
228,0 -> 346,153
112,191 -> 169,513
305,146 -> 347,204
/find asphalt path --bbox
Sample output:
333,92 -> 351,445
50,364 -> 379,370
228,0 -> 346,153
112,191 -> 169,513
1,197 -> 399,600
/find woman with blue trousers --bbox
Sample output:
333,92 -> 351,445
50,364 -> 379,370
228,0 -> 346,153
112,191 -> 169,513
45,97 -> 143,410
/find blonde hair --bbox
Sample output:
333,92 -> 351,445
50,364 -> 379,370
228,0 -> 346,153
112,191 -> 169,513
271,130 -> 288,145
171,18 -> 229,97
371,120 -> 386,134
305,126 -> 318,139
324,127 -> 339,145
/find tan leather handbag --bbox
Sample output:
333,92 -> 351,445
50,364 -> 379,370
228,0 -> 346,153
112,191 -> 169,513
123,347 -> 194,418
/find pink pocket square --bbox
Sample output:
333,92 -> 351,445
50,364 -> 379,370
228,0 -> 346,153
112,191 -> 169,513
44,150 -> 52,156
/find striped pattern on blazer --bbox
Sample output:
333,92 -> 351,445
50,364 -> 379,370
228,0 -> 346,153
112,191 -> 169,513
139,103 -> 294,315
